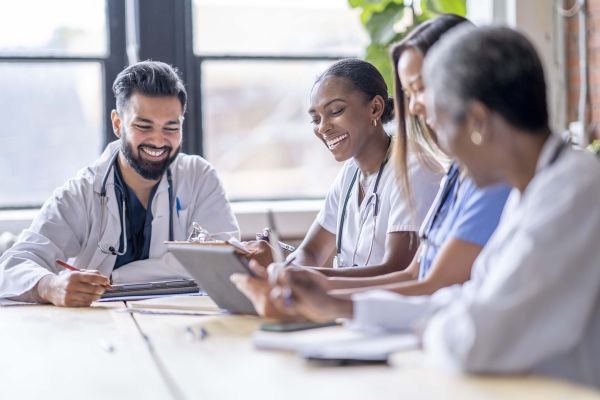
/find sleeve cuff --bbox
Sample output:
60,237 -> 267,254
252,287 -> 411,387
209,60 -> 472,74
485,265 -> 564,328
347,290 -> 433,333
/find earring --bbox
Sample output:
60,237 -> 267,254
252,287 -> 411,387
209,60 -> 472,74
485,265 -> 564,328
372,119 -> 378,127
470,131 -> 483,146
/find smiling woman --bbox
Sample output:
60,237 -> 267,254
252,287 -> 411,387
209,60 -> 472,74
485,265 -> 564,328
292,59 -> 441,273
233,59 -> 442,318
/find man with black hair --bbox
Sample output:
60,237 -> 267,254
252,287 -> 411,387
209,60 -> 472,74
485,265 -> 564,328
0,61 -> 239,306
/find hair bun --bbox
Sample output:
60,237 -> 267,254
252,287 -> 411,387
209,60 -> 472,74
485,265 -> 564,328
381,97 -> 395,124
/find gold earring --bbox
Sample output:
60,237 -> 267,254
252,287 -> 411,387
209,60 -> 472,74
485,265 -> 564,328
372,119 -> 378,127
470,131 -> 483,146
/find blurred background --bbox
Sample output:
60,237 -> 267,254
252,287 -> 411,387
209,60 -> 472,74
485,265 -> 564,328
0,0 -> 590,239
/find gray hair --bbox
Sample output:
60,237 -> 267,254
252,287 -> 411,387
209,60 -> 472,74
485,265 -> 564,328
423,26 -> 550,134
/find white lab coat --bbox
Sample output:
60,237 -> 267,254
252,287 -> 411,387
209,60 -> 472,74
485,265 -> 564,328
0,141 -> 240,297
350,135 -> 600,388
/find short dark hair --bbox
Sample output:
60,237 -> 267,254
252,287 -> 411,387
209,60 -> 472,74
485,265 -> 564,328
424,26 -> 550,134
112,60 -> 187,114
315,58 -> 394,124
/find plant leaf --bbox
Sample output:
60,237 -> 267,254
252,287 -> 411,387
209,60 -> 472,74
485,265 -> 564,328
365,3 -> 405,45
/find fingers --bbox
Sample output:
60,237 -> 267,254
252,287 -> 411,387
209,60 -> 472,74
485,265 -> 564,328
230,273 -> 250,293
269,286 -> 301,318
248,260 -> 268,279
267,262 -> 289,286
75,271 -> 110,287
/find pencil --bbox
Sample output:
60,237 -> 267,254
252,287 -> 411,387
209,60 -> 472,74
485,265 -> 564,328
55,259 -> 112,289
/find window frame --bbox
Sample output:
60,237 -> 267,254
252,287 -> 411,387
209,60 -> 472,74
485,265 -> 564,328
0,0 -> 126,210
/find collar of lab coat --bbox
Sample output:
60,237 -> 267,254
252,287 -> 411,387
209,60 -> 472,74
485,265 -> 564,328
535,134 -> 563,173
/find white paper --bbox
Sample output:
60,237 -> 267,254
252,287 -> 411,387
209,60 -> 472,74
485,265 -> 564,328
0,298 -> 38,306
253,326 -> 418,360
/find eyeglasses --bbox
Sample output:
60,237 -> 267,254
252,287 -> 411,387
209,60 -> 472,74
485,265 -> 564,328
186,222 -> 237,243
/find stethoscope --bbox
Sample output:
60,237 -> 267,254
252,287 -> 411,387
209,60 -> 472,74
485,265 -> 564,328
333,137 -> 391,268
418,162 -> 460,252
417,137 -> 568,269
97,150 -> 174,256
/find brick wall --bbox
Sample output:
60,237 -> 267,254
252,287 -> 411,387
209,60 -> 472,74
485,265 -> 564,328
566,0 -> 600,141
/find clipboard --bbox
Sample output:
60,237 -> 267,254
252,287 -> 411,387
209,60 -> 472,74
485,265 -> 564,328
164,238 -> 253,256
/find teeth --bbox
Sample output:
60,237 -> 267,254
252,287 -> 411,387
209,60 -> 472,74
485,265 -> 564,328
141,147 -> 167,157
326,133 -> 349,150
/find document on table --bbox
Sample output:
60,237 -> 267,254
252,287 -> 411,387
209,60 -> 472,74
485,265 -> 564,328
253,326 -> 418,361
0,298 -> 37,306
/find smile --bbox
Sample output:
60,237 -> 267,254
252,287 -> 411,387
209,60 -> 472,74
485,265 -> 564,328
140,146 -> 168,158
325,133 -> 349,150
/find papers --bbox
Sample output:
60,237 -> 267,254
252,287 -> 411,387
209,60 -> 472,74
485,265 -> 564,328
98,292 -> 205,302
252,325 -> 418,362
127,294 -> 220,312
117,308 -> 224,317
0,298 -> 37,306
99,279 -> 202,301
302,334 -> 418,362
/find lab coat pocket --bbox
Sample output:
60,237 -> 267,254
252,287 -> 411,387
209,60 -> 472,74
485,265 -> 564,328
176,208 -> 190,241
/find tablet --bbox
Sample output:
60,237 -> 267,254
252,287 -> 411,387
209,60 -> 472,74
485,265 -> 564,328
166,243 -> 258,315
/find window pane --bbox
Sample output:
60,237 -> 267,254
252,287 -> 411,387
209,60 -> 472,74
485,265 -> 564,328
193,0 -> 367,56
202,60 -> 342,200
0,0 -> 107,57
0,63 -> 103,208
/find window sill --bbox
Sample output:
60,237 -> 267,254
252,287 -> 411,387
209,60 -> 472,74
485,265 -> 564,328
0,199 -> 323,241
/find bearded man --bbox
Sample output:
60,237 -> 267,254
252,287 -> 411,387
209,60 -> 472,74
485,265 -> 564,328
0,61 -> 239,306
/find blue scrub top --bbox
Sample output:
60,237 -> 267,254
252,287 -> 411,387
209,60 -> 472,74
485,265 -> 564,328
418,162 -> 511,280
113,162 -> 159,270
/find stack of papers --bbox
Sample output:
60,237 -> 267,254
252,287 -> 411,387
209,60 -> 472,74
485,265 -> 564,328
253,326 -> 418,362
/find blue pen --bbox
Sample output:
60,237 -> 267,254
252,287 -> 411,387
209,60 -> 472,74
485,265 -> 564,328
176,197 -> 181,218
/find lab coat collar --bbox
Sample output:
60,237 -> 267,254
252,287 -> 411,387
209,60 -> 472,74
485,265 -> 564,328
92,141 -> 121,195
535,134 -> 563,173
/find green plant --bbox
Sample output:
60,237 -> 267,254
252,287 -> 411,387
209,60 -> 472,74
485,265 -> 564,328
349,0 -> 467,92
587,139 -> 600,158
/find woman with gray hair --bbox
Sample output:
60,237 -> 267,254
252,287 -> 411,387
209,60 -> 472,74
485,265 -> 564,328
269,26 -> 600,387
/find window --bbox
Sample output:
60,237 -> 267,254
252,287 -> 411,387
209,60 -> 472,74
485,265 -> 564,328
0,0 -> 117,209
0,0 -> 369,208
193,0 -> 368,200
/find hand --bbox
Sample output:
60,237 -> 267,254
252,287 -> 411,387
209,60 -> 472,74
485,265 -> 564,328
270,268 -> 353,322
36,270 -> 110,307
230,260 -> 300,320
243,240 -> 274,268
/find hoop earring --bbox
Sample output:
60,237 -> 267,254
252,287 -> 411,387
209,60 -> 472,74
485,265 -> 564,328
372,119 -> 378,127
470,131 -> 483,146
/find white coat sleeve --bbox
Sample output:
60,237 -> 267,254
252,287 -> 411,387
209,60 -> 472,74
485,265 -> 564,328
0,177 -> 90,298
348,285 -> 461,333
422,173 -> 600,373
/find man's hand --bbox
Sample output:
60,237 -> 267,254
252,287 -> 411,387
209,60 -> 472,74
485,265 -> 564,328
36,271 -> 110,307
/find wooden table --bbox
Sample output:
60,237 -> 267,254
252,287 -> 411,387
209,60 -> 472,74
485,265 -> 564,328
1,295 -> 598,400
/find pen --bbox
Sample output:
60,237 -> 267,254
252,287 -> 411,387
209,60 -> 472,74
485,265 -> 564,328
185,325 -> 208,341
256,229 -> 296,253
281,256 -> 296,307
277,241 -> 296,253
98,339 -> 115,353
267,211 -> 285,264
55,259 -> 112,289
176,197 -> 181,218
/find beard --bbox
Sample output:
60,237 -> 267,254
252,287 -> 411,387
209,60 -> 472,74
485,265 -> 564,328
120,129 -> 181,180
